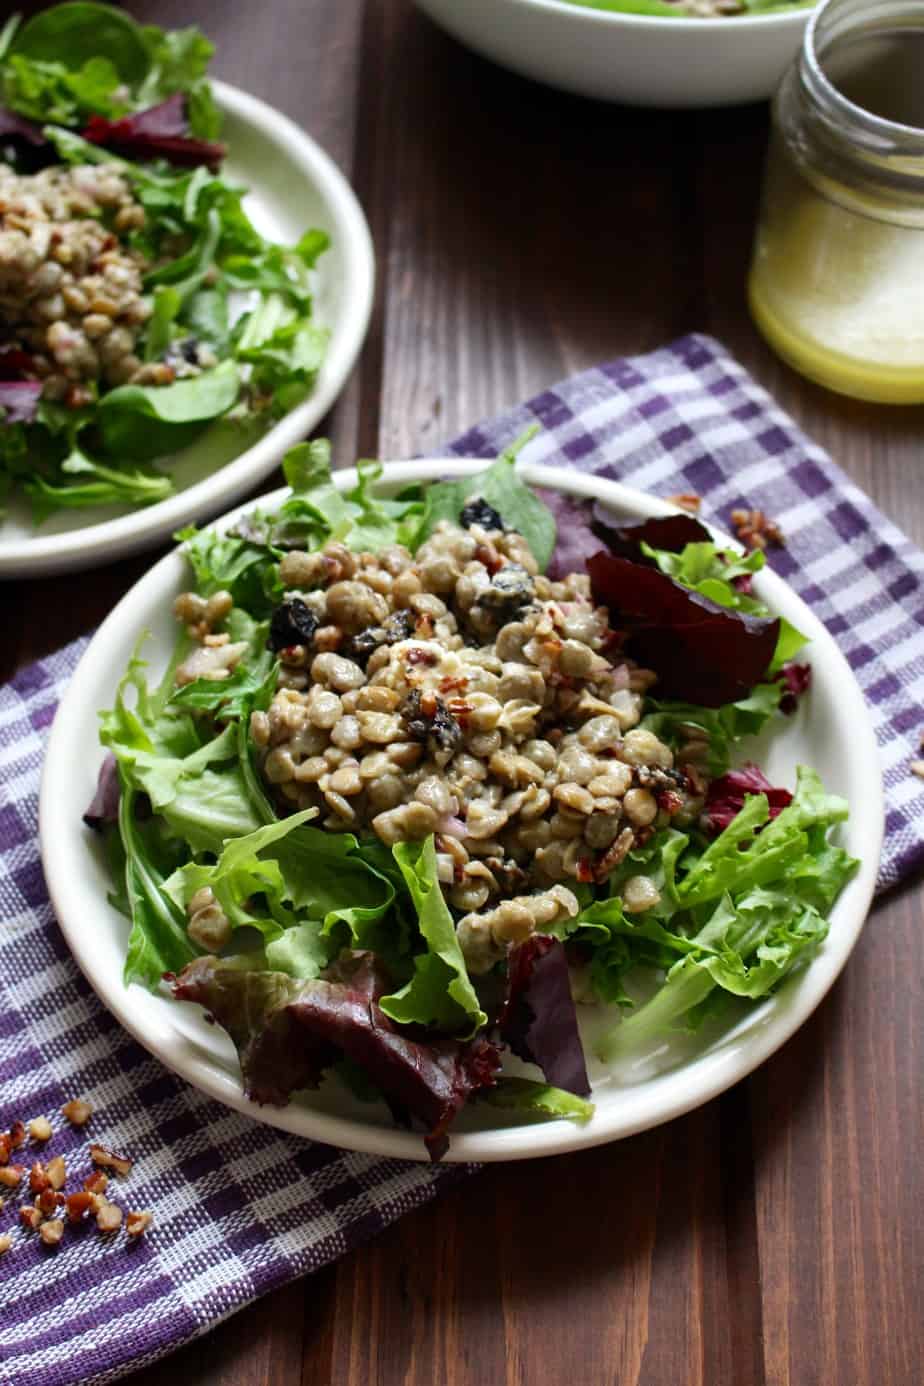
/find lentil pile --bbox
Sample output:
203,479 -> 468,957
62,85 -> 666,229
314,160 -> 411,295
0,161 -> 207,401
174,504 -> 703,975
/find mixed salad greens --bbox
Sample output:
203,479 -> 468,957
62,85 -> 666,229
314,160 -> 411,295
0,3 -> 330,521
550,0 -> 815,18
87,442 -> 858,1156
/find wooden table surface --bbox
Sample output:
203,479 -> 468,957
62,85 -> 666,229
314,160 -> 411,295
6,3 -> 923,1384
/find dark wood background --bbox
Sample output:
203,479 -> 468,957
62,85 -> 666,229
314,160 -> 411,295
6,3 -> 922,1383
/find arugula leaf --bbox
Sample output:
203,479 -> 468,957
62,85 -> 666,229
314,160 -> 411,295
168,650 -> 277,721
379,837 -> 487,1037
2,52 -> 125,125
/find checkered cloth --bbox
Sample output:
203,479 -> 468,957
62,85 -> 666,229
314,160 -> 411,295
0,334 -> 915,1385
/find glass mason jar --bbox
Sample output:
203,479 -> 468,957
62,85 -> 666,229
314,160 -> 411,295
748,0 -> 924,403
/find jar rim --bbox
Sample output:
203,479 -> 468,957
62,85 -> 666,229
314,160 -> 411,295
802,0 -> 924,154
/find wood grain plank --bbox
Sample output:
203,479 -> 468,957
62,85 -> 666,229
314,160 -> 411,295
749,895 -> 924,1386
372,3 -> 714,457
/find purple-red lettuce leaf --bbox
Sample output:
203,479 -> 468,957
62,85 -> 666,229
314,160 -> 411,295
0,345 -> 39,379
538,491 -> 602,581
777,660 -> 811,714
0,105 -> 48,146
82,92 -> 225,170
173,951 -> 502,1159
587,551 -> 780,707
499,934 -> 591,1098
83,751 -> 121,830
590,511 -> 713,561
701,763 -> 793,836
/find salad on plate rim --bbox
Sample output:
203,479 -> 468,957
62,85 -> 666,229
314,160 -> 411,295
0,2 -> 331,524
85,437 -> 859,1159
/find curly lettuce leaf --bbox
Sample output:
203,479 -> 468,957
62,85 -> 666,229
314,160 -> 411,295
592,767 -> 858,1060
642,539 -> 806,672
483,1078 -> 595,1124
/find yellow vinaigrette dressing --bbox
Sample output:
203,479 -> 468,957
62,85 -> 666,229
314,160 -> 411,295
749,2 -> 924,404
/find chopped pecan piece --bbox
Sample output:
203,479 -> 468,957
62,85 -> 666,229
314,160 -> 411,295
89,1144 -> 133,1177
39,1218 -> 64,1247
666,492 -> 702,514
9,1121 -> 25,1150
0,1165 -> 24,1189
729,506 -> 784,551
19,1205 -> 41,1230
83,1170 -> 109,1196
0,1233 -> 10,1255
29,1162 -> 49,1194
36,1188 -> 59,1216
126,1210 -> 153,1238
61,1099 -> 93,1127
46,1155 -> 67,1191
96,1201 -> 123,1233
28,1116 -> 53,1142
0,1133 -> 10,1165
66,1191 -> 94,1223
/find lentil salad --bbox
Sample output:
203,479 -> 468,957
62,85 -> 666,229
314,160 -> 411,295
89,441 -> 859,1157
0,4 -> 330,521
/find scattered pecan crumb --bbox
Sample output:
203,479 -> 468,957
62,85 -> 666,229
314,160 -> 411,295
89,1144 -> 133,1177
83,1170 -> 108,1196
29,1162 -> 49,1194
666,492 -> 702,514
0,1165 -> 24,1189
61,1100 -> 93,1128
910,759 -> 924,780
19,1206 -> 41,1230
28,1117 -> 53,1143
36,1188 -> 60,1217
126,1210 -> 153,1238
729,507 -> 784,551
9,1121 -> 25,1150
65,1191 -> 94,1223
0,1233 -> 11,1255
96,1201 -> 123,1233
0,1133 -> 10,1165
39,1218 -> 64,1248
46,1155 -> 67,1191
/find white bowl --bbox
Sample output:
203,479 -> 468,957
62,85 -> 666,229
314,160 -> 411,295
415,0 -> 812,108
41,459 -> 881,1162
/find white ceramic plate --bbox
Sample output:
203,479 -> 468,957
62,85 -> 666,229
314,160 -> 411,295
0,81 -> 374,579
415,0 -> 811,108
40,460 -> 882,1162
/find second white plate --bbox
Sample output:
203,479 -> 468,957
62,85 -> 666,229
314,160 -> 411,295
0,80 -> 374,579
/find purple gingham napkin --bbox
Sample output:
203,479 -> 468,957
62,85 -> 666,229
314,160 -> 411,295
0,333 -> 916,1386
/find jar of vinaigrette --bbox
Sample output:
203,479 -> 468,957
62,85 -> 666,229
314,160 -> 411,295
748,0 -> 924,403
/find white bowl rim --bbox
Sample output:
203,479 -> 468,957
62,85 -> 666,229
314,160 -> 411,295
40,458 -> 883,1162
0,78 -> 374,578
489,0 -> 813,28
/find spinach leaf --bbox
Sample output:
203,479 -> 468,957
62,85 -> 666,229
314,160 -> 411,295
416,428 -> 556,570
10,3 -> 152,85
98,360 -> 241,460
